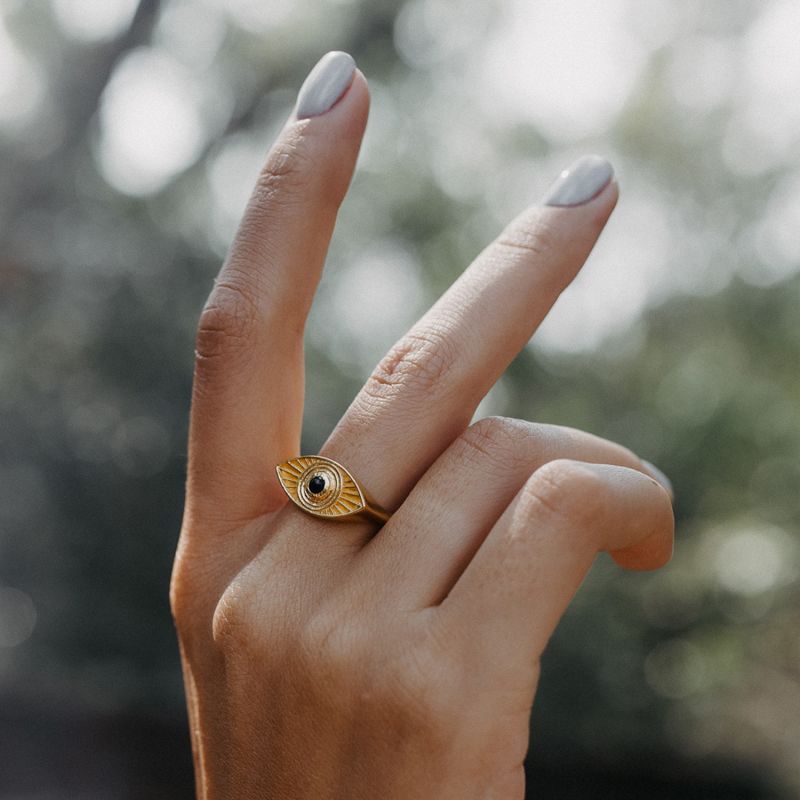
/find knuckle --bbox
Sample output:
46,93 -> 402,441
251,130 -> 316,210
494,214 -> 573,292
211,580 -> 260,653
459,416 -> 529,471
496,214 -> 559,262
363,327 -> 461,402
210,588 -> 240,649
522,459 -> 608,530
169,551 -> 215,654
168,559 -> 193,632
225,131 -> 322,274
194,280 -> 260,362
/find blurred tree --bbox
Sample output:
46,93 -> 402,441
0,0 -> 797,797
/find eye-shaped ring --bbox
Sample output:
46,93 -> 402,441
275,455 -> 391,526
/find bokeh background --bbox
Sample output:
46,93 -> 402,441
1,0 -> 799,796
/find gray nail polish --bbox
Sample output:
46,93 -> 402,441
541,155 -> 614,207
642,460 -> 674,498
294,51 -> 356,119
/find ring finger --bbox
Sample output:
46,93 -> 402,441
352,416 -> 672,607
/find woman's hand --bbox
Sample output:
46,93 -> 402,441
170,52 -> 674,799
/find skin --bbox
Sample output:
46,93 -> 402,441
170,70 -> 674,799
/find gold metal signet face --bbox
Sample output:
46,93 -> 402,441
275,456 -> 366,519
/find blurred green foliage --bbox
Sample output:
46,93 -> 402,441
0,0 -> 798,797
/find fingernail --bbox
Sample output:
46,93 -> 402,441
642,460 -> 674,498
294,51 -> 356,119
541,155 -> 614,207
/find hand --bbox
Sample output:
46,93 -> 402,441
169,52 -> 674,799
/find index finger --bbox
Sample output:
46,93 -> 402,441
185,53 -> 369,527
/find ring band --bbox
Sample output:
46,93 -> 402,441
275,455 -> 391,526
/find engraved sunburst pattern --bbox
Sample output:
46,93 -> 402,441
275,456 -> 367,519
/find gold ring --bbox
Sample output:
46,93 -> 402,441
276,455 -> 391,526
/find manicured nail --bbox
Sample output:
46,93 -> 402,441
642,460 -> 674,498
294,51 -> 356,119
542,155 -> 614,207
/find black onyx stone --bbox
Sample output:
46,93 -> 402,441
308,475 -> 326,494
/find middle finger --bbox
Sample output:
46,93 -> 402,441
320,156 -> 617,526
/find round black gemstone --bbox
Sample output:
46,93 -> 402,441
308,475 -> 326,494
